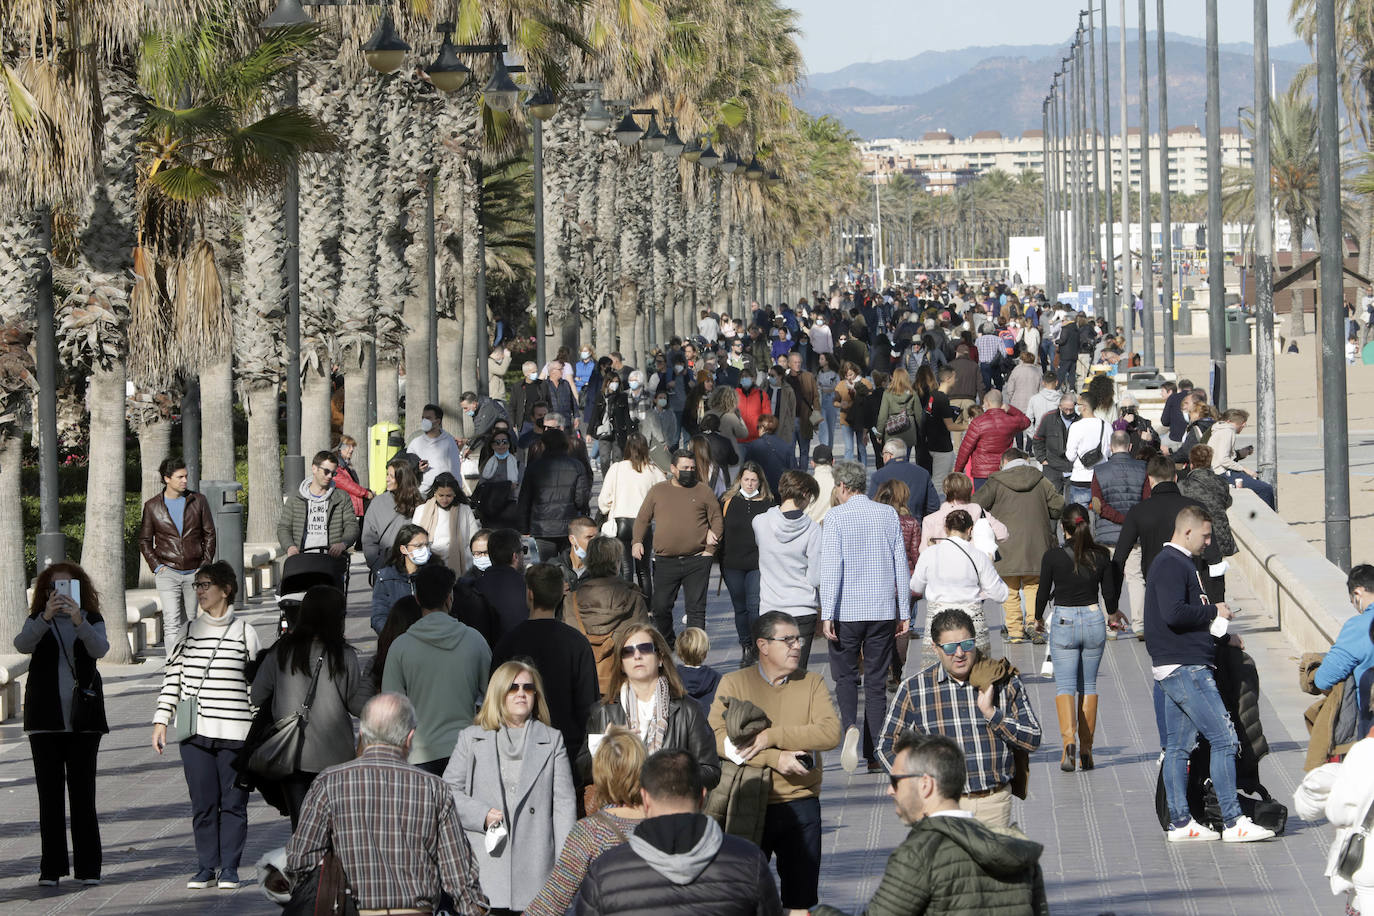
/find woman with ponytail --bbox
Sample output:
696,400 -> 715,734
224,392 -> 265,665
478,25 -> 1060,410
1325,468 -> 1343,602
1033,504 -> 1127,773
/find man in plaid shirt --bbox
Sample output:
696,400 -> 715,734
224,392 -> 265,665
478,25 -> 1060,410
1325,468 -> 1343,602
820,459 -> 911,775
874,609 -> 1041,828
287,693 -> 489,915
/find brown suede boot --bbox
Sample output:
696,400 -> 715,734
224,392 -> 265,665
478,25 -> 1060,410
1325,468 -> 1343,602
1078,694 -> 1099,770
1055,694 -> 1077,772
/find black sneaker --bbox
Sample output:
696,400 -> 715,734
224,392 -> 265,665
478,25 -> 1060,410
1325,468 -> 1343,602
187,869 -> 216,889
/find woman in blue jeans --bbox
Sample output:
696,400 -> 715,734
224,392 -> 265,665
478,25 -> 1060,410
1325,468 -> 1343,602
1034,504 -> 1127,772
717,462 -> 775,667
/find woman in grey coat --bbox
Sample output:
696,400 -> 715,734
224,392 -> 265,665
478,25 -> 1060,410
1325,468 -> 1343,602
445,660 -> 574,914
251,585 -> 373,828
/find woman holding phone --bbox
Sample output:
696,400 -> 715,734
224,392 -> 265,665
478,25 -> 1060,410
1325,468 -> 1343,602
150,560 -> 262,890
14,562 -> 109,887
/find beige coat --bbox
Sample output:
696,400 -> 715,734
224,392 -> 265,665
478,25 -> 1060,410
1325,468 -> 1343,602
413,499 -> 479,571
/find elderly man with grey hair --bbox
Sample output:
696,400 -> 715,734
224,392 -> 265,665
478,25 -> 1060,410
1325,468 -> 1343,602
1030,392 -> 1078,494
820,459 -> 911,775
287,694 -> 488,914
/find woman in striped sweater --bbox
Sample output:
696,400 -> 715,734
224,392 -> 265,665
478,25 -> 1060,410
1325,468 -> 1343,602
151,560 -> 262,890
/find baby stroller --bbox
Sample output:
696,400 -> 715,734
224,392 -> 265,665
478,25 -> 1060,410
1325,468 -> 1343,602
276,547 -> 350,635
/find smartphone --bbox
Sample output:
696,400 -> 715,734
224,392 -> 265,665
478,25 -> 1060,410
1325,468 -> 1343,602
53,578 -> 80,607
796,753 -> 815,771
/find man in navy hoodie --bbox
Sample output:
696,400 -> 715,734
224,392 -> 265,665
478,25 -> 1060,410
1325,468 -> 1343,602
1146,505 -> 1274,845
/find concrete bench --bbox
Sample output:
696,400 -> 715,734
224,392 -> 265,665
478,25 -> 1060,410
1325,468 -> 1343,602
125,589 -> 164,655
1227,487 -> 1353,654
244,543 -> 281,598
0,653 -> 30,721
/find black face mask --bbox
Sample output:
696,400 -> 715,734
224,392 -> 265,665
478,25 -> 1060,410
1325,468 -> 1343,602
1061,411 -> 1075,420
676,469 -> 698,489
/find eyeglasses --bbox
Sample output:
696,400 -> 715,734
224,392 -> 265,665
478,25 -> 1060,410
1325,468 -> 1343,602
472,549 -> 489,557
936,639 -> 977,656
888,771 -> 930,790
763,635 -> 803,648
507,682 -> 537,695
192,581 -> 215,591
620,641 -> 657,659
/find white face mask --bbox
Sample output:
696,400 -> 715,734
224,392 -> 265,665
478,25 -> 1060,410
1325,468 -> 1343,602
409,545 -> 432,566
655,398 -> 668,409
608,382 -> 619,392
741,488 -> 759,499
581,350 -> 591,360
473,555 -> 492,571
420,418 -> 434,433
526,372 -> 537,382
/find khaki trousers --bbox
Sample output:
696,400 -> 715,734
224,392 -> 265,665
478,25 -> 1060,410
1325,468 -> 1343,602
1122,546 -> 1145,627
959,784 -> 1013,828
1001,575 -> 1039,640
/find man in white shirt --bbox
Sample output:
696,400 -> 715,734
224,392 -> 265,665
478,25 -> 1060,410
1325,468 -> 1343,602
407,403 -> 463,492
698,309 -> 719,343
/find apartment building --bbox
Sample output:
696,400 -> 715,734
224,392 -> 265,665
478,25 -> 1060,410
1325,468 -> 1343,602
860,125 -> 1251,196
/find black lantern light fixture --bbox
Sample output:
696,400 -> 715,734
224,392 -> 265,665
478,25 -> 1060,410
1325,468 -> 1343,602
681,137 -> 703,162
744,155 -> 765,182
698,140 -> 720,169
261,0 -> 312,28
640,114 -> 666,152
361,10 -> 411,74
425,25 -> 472,93
482,57 -> 521,111
582,94 -> 613,132
719,150 -> 740,174
662,122 -> 685,157
614,109 -> 644,145
526,87 -> 558,120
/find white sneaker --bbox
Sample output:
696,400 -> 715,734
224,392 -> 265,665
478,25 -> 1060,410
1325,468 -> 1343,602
1222,816 -> 1275,843
1166,818 -> 1220,842
840,726 -> 861,774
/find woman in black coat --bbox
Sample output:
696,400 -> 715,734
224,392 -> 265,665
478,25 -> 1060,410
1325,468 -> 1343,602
579,623 -> 720,791
13,562 -> 110,886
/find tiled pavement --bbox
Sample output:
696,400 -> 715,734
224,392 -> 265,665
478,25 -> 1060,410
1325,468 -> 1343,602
0,550 -> 1340,914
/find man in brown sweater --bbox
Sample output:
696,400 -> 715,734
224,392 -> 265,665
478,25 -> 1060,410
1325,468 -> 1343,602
633,449 -> 724,647
709,610 -> 841,916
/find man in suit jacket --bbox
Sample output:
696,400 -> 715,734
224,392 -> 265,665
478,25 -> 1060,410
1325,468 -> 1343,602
788,352 -> 821,465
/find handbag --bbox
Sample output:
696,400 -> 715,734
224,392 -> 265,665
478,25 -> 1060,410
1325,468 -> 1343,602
1078,419 -> 1106,468
283,849 -> 358,916
173,622 -> 235,743
1336,791 -> 1374,881
884,408 -> 912,437
52,622 -> 107,734
247,655 -> 325,781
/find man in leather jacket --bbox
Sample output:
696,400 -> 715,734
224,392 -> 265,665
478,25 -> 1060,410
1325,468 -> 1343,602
138,457 -> 217,653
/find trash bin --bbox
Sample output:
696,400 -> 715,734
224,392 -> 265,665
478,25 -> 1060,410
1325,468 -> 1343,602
1225,310 -> 1252,355
202,480 -> 245,608
368,422 -> 402,494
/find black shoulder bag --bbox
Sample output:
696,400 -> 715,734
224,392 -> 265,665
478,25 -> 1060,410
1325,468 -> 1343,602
53,621 -> 107,734
247,655 -> 325,781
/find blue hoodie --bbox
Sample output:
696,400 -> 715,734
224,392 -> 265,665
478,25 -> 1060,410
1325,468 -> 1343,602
1315,603 -> 1374,692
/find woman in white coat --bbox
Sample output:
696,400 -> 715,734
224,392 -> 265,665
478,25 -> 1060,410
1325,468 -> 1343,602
444,661 -> 575,914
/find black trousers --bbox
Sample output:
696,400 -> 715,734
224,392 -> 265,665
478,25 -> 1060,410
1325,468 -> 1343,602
281,771 -> 319,831
831,620 -> 896,765
649,554 -> 713,646
616,518 -> 653,602
30,732 -> 102,880
760,797 -> 822,909
794,615 -> 819,674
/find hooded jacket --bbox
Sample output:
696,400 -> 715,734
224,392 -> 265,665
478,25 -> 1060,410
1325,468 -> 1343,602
754,507 -> 822,616
380,612 -> 491,764
564,578 -> 649,695
813,815 -> 1048,916
277,478 -> 358,554
1025,385 -> 1062,434
576,812 -> 781,916
972,464 -> 1065,577
955,406 -> 1030,480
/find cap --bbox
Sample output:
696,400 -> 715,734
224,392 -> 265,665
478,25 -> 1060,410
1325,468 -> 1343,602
812,444 -> 833,464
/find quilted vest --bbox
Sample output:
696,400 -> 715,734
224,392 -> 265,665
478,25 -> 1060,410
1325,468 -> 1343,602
1093,453 -> 1147,544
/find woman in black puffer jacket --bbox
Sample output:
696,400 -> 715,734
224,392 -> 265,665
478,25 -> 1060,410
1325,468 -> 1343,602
1178,444 -> 1235,601
578,623 -> 720,791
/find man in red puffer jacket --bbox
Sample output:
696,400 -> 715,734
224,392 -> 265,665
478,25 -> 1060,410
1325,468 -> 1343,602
954,390 -> 1030,488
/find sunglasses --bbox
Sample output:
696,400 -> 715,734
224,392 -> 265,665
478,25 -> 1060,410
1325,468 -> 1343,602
888,771 -> 929,790
506,682 -> 537,695
620,641 -> 657,659
937,639 -> 977,656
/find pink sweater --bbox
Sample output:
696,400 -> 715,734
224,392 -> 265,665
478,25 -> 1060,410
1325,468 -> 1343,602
920,501 -> 1008,548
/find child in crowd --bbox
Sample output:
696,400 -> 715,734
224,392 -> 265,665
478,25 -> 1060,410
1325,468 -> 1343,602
675,627 -> 721,720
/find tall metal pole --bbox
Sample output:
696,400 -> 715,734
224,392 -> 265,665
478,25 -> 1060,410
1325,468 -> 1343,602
1254,0 -> 1278,490
283,67 -> 304,492
1088,9 -> 1102,308
1156,0 -> 1175,371
1205,0 -> 1227,410
1059,78 -> 1072,287
1048,86 -> 1059,297
1119,0 -> 1134,355
426,170 -> 438,405
1137,0 -> 1155,366
874,175 -> 885,284
474,157 -> 490,394
1075,41 -> 1088,291
532,117 -> 548,368
34,208 -> 65,569
1317,0 -> 1351,568
1043,101 -> 1056,298
1100,0 -> 1117,330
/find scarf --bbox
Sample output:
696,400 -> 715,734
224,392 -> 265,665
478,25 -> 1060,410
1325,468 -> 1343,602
496,721 -> 530,794
482,452 -> 520,483
622,677 -> 671,754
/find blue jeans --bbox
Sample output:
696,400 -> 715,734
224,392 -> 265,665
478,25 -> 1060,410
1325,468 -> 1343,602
793,423 -> 810,467
1221,469 -> 1276,510
1048,604 -> 1106,695
722,566 -> 761,654
820,399 -> 839,450
845,426 -> 868,466
1067,483 -> 1092,509
1159,665 -> 1242,826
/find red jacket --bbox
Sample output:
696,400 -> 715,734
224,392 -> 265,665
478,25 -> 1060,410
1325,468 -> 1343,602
333,464 -> 370,516
735,386 -> 772,442
955,405 -> 1031,480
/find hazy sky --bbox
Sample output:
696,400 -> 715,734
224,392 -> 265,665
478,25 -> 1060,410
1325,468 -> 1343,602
792,0 -> 1302,75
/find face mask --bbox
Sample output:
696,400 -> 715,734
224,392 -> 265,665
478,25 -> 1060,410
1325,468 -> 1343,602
740,377 -> 753,389
655,398 -> 668,409
629,380 -> 641,390
573,545 -> 587,560
409,545 -> 432,566
526,373 -> 537,382
741,488 -> 759,499
676,469 -> 698,489
465,409 -> 476,418
420,418 -> 434,433
608,382 -> 619,392
581,350 -> 591,359
1061,410 -> 1075,420
473,556 -> 492,571
770,378 -> 782,389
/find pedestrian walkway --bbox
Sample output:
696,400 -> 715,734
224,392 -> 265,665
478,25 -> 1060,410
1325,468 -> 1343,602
0,552 -> 1340,914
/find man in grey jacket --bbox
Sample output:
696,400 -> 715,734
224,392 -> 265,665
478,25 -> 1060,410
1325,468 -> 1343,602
380,565 -> 491,774
277,451 -> 358,557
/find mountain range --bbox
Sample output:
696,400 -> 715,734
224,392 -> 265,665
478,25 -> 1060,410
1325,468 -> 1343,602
798,30 -> 1311,140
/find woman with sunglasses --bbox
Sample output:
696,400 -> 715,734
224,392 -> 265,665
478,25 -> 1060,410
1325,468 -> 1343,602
578,623 -> 720,793
151,561 -> 262,890
444,661 -> 574,915
14,562 -> 109,887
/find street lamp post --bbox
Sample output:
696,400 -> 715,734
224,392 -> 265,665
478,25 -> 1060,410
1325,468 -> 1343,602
1254,0 -> 1278,491
1119,0 -> 1133,356
1156,0 -> 1175,372
1099,0 -> 1117,330
1138,0 -> 1154,367
1087,8 -> 1102,309
1205,0 -> 1226,410
35,209 -> 64,569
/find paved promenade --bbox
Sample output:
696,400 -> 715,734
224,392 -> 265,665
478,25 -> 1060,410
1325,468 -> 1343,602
0,546 -> 1342,915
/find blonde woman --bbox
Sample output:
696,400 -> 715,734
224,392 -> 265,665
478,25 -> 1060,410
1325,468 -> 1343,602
876,367 -> 922,461
444,660 -> 574,914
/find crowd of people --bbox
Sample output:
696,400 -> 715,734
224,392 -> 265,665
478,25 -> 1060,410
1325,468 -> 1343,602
18,276 -> 1326,914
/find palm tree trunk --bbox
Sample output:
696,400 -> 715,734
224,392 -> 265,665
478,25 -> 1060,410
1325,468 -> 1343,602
0,431 -> 27,648
135,411 -> 171,587
244,383 -> 281,545
85,363 -> 132,663
1285,215 -> 1307,338
341,342 -> 371,485
200,356 -> 235,481
301,361 -> 332,461
438,317 -> 463,415
376,355 -> 400,427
